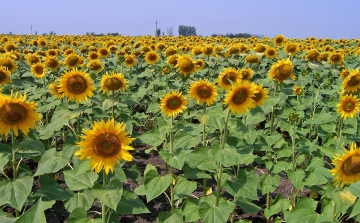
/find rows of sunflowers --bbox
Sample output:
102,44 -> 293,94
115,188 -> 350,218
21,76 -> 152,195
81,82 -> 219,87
0,34 -> 360,222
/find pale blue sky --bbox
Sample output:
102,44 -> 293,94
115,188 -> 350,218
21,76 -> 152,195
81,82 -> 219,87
1,0 -> 359,39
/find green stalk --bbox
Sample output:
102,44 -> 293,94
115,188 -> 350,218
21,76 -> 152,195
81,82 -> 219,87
102,171 -> 108,223
77,103 -> 81,141
11,130 -> 20,217
336,118 -> 343,140
111,91 -> 115,119
169,116 -> 175,212
202,103 -> 208,194
215,110 -> 231,206
269,84 -> 278,135
291,123 -> 297,208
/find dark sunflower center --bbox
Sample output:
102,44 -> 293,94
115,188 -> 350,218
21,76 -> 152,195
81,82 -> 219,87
0,60 -> 13,71
232,89 -> 247,104
29,57 -> 40,64
275,64 -> 293,80
344,101 -> 355,112
0,71 -> 6,81
67,56 -> 79,66
90,54 -> 98,60
92,133 -> 121,158
0,103 -> 27,124
67,75 -> 88,94
342,155 -> 360,175
331,55 -> 341,63
148,54 -> 157,61
348,75 -> 360,86
287,45 -> 296,53
196,85 -> 212,99
222,73 -> 236,85
125,58 -> 134,64
246,56 -> 258,63
178,59 -> 194,72
105,78 -> 123,91
169,58 -> 178,66
47,59 -> 58,68
242,71 -> 250,80
275,38 -> 283,44
90,62 -> 102,71
100,49 -> 108,56
253,91 -> 262,102
167,97 -> 182,110
35,66 -> 43,74
203,48 -> 212,54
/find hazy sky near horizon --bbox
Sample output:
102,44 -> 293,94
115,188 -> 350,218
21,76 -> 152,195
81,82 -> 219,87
1,0 -> 360,39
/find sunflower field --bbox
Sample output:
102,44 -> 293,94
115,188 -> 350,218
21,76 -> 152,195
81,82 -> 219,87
0,34 -> 360,223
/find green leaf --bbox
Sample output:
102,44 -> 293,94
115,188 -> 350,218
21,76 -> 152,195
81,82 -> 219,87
117,189 -> 150,215
138,128 -> 165,148
102,99 -> 119,111
0,153 -> 10,175
237,198 -> 261,214
16,140 -> 45,157
287,169 -> 305,189
350,181 -> 360,197
208,117 -> 225,132
186,146 -> 217,171
173,133 -> 201,150
213,144 -> 239,167
157,209 -> 183,223
182,197 -> 200,222
245,113 -> 266,125
34,148 -> 70,176
63,168 -> 98,191
286,208 -> 326,223
199,200 -> 235,223
67,207 -> 87,223
348,198 -> 360,218
181,164 -> 212,179
224,170 -> 258,200
261,97 -> 281,114
37,175 -> 73,201
0,175 -> 33,211
15,199 -> 46,223
264,194 -> 290,219
159,148 -> 188,169
319,122 -> 336,133
124,164 -> 142,184
64,189 -> 94,212
296,197 -> 318,211
144,164 -> 172,202
174,179 -> 197,199
91,180 -> 123,211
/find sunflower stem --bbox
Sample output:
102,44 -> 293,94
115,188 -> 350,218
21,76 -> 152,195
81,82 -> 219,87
291,123 -> 297,208
77,103 -> 81,141
102,170 -> 108,223
336,118 -> 343,140
169,116 -> 175,212
11,130 -> 20,217
112,91 -> 115,119
269,83 -> 278,135
216,110 -> 231,207
202,103 -> 208,194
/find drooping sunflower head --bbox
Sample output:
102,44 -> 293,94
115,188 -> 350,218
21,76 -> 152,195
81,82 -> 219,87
98,47 -> 110,58
228,45 -> 240,55
254,44 -> 266,53
44,56 -> 62,70
160,91 -> 188,117
318,52 -> 329,62
145,51 -> 160,65
328,52 -> 344,65
0,66 -> 11,85
176,54 -> 197,77
264,47 -> 277,58
239,68 -> 254,81
0,91 -> 41,136
75,118 -> 135,174
330,142 -> 360,187
274,34 -> 286,45
202,45 -> 214,56
167,54 -> 179,67
252,84 -> 269,107
0,57 -> 17,73
293,85 -> 304,95
65,53 -> 80,69
336,94 -> 360,119
284,42 -> 298,55
340,69 -> 350,80
342,69 -> 360,93
49,81 -> 64,99
268,58 -> 296,84
101,72 -> 128,95
223,80 -> 258,114
306,49 -> 319,62
64,48 -> 75,56
165,46 -> 178,57
188,79 -> 218,106
88,51 -> 100,60
192,46 -> 202,56
245,54 -> 260,64
87,59 -> 104,72
218,67 -> 241,90
31,63 -> 47,79
59,68 -> 96,103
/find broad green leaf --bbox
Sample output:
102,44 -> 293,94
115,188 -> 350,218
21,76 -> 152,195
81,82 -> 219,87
186,146 -> 217,171
144,164 -> 172,202
102,99 -> 118,111
138,128 -> 165,148
63,168 -> 98,191
319,123 -> 336,133
350,181 -> 360,197
182,197 -> 200,222
37,175 -> 73,201
34,148 -> 70,176
0,153 -> 9,175
91,180 -> 123,211
15,199 -> 46,223
261,97 -> 281,114
174,179 -> 197,199
0,175 -> 33,211
348,198 -> 360,218
173,133 -> 201,150
296,197 -> 318,211
286,208 -> 326,223
224,170 -> 258,200
117,189 -> 150,215
237,198 -> 261,214
64,189 -> 94,212
16,140 -> 45,157
208,117 -> 225,132
157,209 -> 183,223
159,148 -> 188,169
213,145 -> 239,167
123,164 -> 142,184
67,207 -> 87,223
287,169 -> 305,189
245,113 -> 266,125
181,164 -> 212,179
199,200 -> 235,223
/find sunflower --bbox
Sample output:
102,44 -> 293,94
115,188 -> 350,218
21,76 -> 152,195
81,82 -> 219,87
188,79 -> 218,106
75,118 -> 135,174
0,57 -> 17,73
101,72 -> 128,95
192,46 -> 202,56
64,48 -> 75,56
336,94 -> 360,119
46,49 -> 58,57
268,58 -> 296,84
167,54 -> 179,67
218,67 -> 241,91
245,54 -> 260,64
202,45 -> 214,56
318,52 -> 329,62
165,47 -> 178,57
239,68 -> 254,81
223,80 -> 258,114
176,54 -> 197,77
64,53 -> 80,69
254,44 -> 266,53
59,68 -> 95,103
160,91 -> 188,117
87,59 -> 104,72
228,45 -> 240,55
26,54 -> 41,65
124,54 -> 137,67
4,42 -> 17,52
88,51 -> 100,60
0,66 -> 11,85
145,51 -> 160,64
44,56 -> 62,70
330,142 -> 360,187
49,82 -> 64,99
195,59 -> 205,71
98,47 -> 110,58
161,65 -> 171,75
340,69 -> 350,80
264,47 -> 277,58
342,69 -> 360,93
293,85 -> 304,95
328,52 -> 344,65
31,63 -> 47,78
253,84 -> 269,107
284,42 -> 298,55
306,49 -> 319,62
274,34 -> 286,45
0,91 -> 40,136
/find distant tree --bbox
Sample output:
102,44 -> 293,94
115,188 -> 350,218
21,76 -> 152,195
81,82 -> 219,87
156,28 -> 161,37
9,31 -> 12,35
166,27 -> 174,36
35,31 -> 38,35
211,32 -> 262,38
178,25 -> 197,36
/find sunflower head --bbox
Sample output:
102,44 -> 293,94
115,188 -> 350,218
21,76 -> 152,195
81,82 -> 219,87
340,69 -> 350,80
336,94 -> 360,119
223,80 -> 258,114
306,49 -> 319,62
101,72 -> 128,95
218,67 -> 241,91
253,84 -> 269,107
195,59 -> 205,71
31,63 -> 47,78
330,142 -> 360,187
245,54 -> 260,64
98,47 -> 110,58
239,68 -> 254,81
268,59 -> 296,84
65,53 -> 80,69
75,118 -> 135,174
167,54 -> 179,67
0,66 -> 11,85
87,59 -> 104,72
342,69 -> 360,93
160,91 -> 188,117
124,55 -> 137,67
202,45 -> 214,56
88,51 -> 100,60
176,54 -> 197,77
274,35 -> 286,45
145,51 -> 160,65
161,65 -> 171,75
264,47 -> 277,58
49,82 -> 64,99
188,79 -> 218,106
293,86 -> 304,95
284,42 -> 298,55
165,47 -> 178,57
254,44 -> 266,53
44,56 -> 62,70
59,68 -> 95,103
328,52 -> 344,65
0,91 -> 40,136
0,57 -> 17,73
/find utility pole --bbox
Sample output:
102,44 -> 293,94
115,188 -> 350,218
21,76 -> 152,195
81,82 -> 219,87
155,20 -> 158,36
